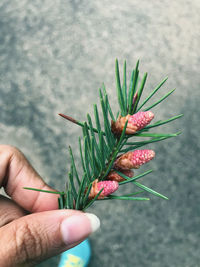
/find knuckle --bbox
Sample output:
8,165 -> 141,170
0,145 -> 19,155
14,221 -> 47,264
0,145 -> 24,165
9,146 -> 24,160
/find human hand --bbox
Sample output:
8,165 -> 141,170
0,145 -> 100,267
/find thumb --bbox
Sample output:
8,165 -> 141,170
0,210 -> 100,267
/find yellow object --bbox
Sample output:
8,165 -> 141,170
63,254 -> 84,267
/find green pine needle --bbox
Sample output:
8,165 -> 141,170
115,59 -> 126,115
82,188 -> 104,211
100,196 -> 150,201
79,137 -> 87,173
75,174 -> 87,210
122,60 -> 127,112
133,132 -> 180,138
144,88 -> 175,111
83,137 -> 92,181
69,146 -> 81,186
121,135 -> 178,152
23,187 -> 65,195
120,191 -> 145,196
137,76 -> 168,111
66,183 -> 73,209
143,114 -> 183,130
128,60 -> 139,114
100,97 -> 115,150
69,171 -> 78,199
133,181 -> 168,200
102,84 -> 116,121
94,104 -> 102,132
58,195 -> 65,209
132,72 -> 148,113
118,169 -> 153,185
82,183 -> 93,207
102,120 -> 128,178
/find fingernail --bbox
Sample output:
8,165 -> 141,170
61,213 -> 100,245
84,213 -> 100,232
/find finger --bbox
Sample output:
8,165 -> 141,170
0,145 -> 58,212
0,195 -> 26,227
0,210 -> 100,267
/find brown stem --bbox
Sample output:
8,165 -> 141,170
59,113 -> 78,124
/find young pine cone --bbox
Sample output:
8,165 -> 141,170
111,111 -> 154,135
88,179 -> 119,199
114,149 -> 155,170
106,169 -> 134,182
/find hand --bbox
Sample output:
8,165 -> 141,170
0,145 -> 100,267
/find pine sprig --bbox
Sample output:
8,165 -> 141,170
25,60 -> 182,211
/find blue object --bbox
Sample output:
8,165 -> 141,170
58,239 -> 91,267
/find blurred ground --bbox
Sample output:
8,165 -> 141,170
0,1 -> 200,266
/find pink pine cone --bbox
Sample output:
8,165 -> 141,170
89,179 -> 119,199
128,111 -> 154,131
114,149 -> 155,170
111,111 -> 154,135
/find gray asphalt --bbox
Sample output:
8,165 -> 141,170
0,1 -> 199,266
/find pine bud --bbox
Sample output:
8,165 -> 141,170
111,111 -> 154,135
114,149 -> 155,170
89,179 -> 119,199
107,169 -> 134,182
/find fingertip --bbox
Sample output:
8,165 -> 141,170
60,212 -> 100,246
84,213 -> 100,233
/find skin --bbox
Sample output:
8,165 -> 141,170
0,145 -> 94,267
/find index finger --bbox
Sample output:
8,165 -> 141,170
0,145 -> 59,212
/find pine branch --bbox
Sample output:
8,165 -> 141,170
24,60 -> 182,212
